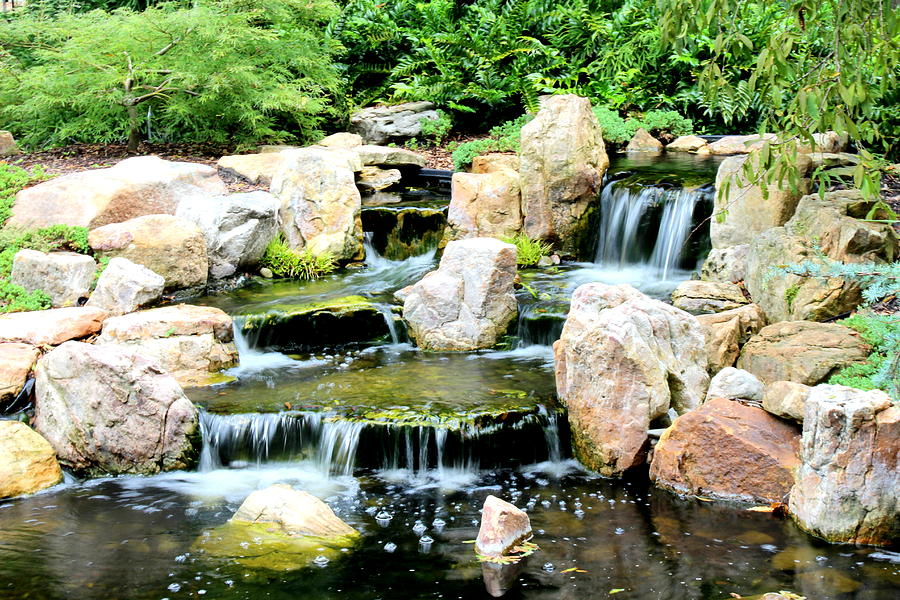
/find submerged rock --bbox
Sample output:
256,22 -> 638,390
626,128 -> 663,152
85,257 -> 165,316
8,156 -> 226,230
705,367 -> 764,403
270,147 -> 364,262
89,214 -> 208,291
445,168 -> 522,242
475,495 -> 533,558
0,421 -> 62,498
762,381 -> 811,423
95,304 -> 238,387
11,250 -> 96,308
789,385 -> 899,546
231,484 -> 357,537
350,101 -> 438,145
696,303 -> 766,372
553,283 -> 708,476
403,238 -> 517,351
649,398 -> 800,503
520,95 -> 608,255
34,341 -> 199,476
0,342 -> 39,408
737,321 -> 870,385
176,191 -> 280,279
671,280 -> 749,315
0,307 -> 107,346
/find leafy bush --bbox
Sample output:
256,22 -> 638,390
829,312 -> 899,400
1,164 -> 47,226
0,224 -> 92,313
451,114 -> 531,170
592,107 -> 637,145
259,236 -> 337,280
592,106 -> 694,146
419,110 -> 452,146
0,0 -> 341,151
501,234 -> 552,268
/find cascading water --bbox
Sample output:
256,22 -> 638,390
227,318 -> 303,376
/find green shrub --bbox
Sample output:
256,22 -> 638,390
829,312 -> 899,400
0,0 -> 340,151
641,109 -> 694,137
501,233 -> 552,268
592,106 -> 637,145
451,114 -> 531,170
419,110 -> 453,146
259,236 -> 337,280
593,106 -> 694,146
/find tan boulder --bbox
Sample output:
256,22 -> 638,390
0,130 -> 20,157
318,132 -> 363,149
471,154 -> 519,174
95,304 -> 237,387
357,166 -> 402,192
475,495 -> 532,558
10,250 -> 97,308
0,343 -> 40,406
85,257 -> 165,316
700,244 -> 749,283
89,214 -> 208,291
671,280 -> 748,315
217,153 -> 287,186
554,283 -> 708,476
666,135 -> 709,153
745,190 -> 898,322
708,134 -> 776,155
230,484 -> 358,538
520,95 -> 608,254
650,398 -> 800,503
0,307 -> 107,346
0,421 -> 62,498
789,385 -> 899,545
270,148 -> 364,261
34,341 -> 199,476
762,380 -> 811,422
356,145 -> 426,168
737,321 -> 870,385
710,152 -> 812,249
445,169 -> 522,242
626,128 -> 663,152
8,156 -> 226,230
696,303 -> 766,372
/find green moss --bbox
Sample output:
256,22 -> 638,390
784,283 -> 801,311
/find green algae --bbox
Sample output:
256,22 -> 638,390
240,295 -> 377,331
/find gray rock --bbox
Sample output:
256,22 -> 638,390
403,238 -> 517,351
86,257 -> 164,316
34,341 -> 199,476
705,367 -> 764,402
671,280 -> 748,315
554,283 -> 709,476
10,250 -> 96,308
701,245 -> 749,283
762,380 -> 811,422
350,101 -> 439,144
176,191 -> 280,279
789,385 -> 899,546
356,145 -> 426,168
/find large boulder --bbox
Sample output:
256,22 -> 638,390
217,153 -> 287,186
762,380 -> 811,422
472,154 -> 519,174
0,421 -> 62,498
649,398 -> 800,504
700,245 -> 749,283
0,343 -> 40,408
230,484 -> 358,538
520,95 -> 609,255
710,152 -> 812,250
0,307 -> 107,346
356,145 -> 426,168
475,495 -> 533,558
318,132 -> 363,149
270,148 -> 364,261
671,280 -> 748,315
708,134 -> 776,155
737,321 -> 870,385
95,304 -> 237,387
89,214 -> 208,291
789,385 -> 899,545
444,169 -> 522,243
8,156 -> 226,230
85,257 -> 164,316
10,250 -> 96,308
696,303 -> 766,372
357,166 -> 402,193
34,341 -> 199,476
0,130 -> 20,157
176,191 -> 280,279
705,367 -> 764,402
745,190 -> 899,322
626,128 -> 663,152
553,283 -> 709,476
350,101 -> 439,145
403,238 -> 517,351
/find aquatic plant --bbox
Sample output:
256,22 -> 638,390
258,235 -> 338,280
501,233 -> 552,268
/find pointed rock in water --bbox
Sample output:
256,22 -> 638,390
476,495 -> 532,558
554,283 -> 708,476
626,128 -> 663,152
86,257 -> 165,317
649,398 -> 800,504
403,237 -> 517,351
7,156 -> 226,230
789,385 -> 899,546
34,341 -> 199,476
10,249 -> 97,308
0,420 -> 62,498
231,485 -> 357,538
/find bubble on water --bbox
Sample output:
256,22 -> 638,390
432,518 -> 446,532
313,555 -> 330,567
412,521 -> 427,536
419,535 -> 434,545
541,500 -> 551,508
384,542 -> 397,553
198,591 -> 206,596
542,562 -> 555,572
614,528 -> 625,535
760,544 -> 779,553
365,506 -> 378,515
574,509 -> 585,519
167,583 -> 181,593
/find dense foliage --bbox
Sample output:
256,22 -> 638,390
501,234 -> 553,267
0,0 -> 341,150
259,236 -> 338,280
830,313 -> 899,400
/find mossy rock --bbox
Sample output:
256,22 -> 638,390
362,206 -> 446,260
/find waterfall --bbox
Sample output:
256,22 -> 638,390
539,406 -> 562,463
228,318 -> 299,375
594,180 -> 710,275
376,304 -> 401,345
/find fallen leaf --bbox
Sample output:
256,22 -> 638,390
695,496 -> 713,502
747,506 -> 775,513
609,589 -> 625,594
561,567 -> 578,573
